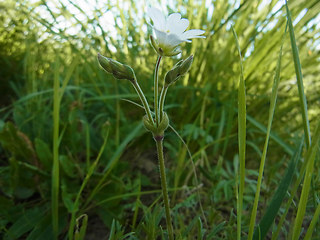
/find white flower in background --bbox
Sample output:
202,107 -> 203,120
147,7 -> 206,56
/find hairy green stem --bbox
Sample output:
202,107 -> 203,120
156,139 -> 174,240
131,77 -> 154,124
154,56 -> 162,126
159,85 -> 168,121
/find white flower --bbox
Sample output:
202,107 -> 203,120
147,7 -> 205,56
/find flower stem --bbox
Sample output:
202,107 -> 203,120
154,55 -> 162,126
131,77 -> 154,124
159,85 -> 168,121
155,138 -> 174,240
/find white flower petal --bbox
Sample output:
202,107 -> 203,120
181,29 -> 206,40
165,33 -> 184,48
166,13 -> 189,35
167,13 -> 181,25
154,28 -> 167,46
147,6 -> 205,56
147,7 -> 166,31
176,18 -> 189,33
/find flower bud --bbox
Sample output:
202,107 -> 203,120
97,53 -> 135,81
165,55 -> 194,86
164,67 -> 180,86
179,55 -> 193,76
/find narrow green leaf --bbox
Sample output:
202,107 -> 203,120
231,25 -> 246,240
248,22 -> 287,240
253,137 -> 304,240
285,0 -> 311,147
304,201 -> 320,239
108,219 -> 116,240
292,120 -> 320,240
197,217 -> 203,240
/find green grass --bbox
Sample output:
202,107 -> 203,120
0,0 -> 320,239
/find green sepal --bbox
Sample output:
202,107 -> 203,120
149,35 -> 181,57
143,112 -> 169,137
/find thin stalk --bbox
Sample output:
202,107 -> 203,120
154,55 -> 162,126
131,77 -> 154,124
159,85 -> 168,121
156,139 -> 174,240
52,56 -> 60,239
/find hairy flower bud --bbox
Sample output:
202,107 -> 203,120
165,55 -> 193,86
97,53 -> 135,81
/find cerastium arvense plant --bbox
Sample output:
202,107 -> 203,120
98,6 -> 205,239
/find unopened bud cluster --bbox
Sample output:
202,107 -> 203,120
165,55 -> 194,86
97,53 -> 135,81
97,50 -> 194,141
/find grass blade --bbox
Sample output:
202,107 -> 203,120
253,136 -> 304,240
231,26 -> 246,240
285,0 -> 311,147
304,201 -> 320,239
292,121 -> 320,239
285,1 -> 317,238
248,23 -> 287,240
